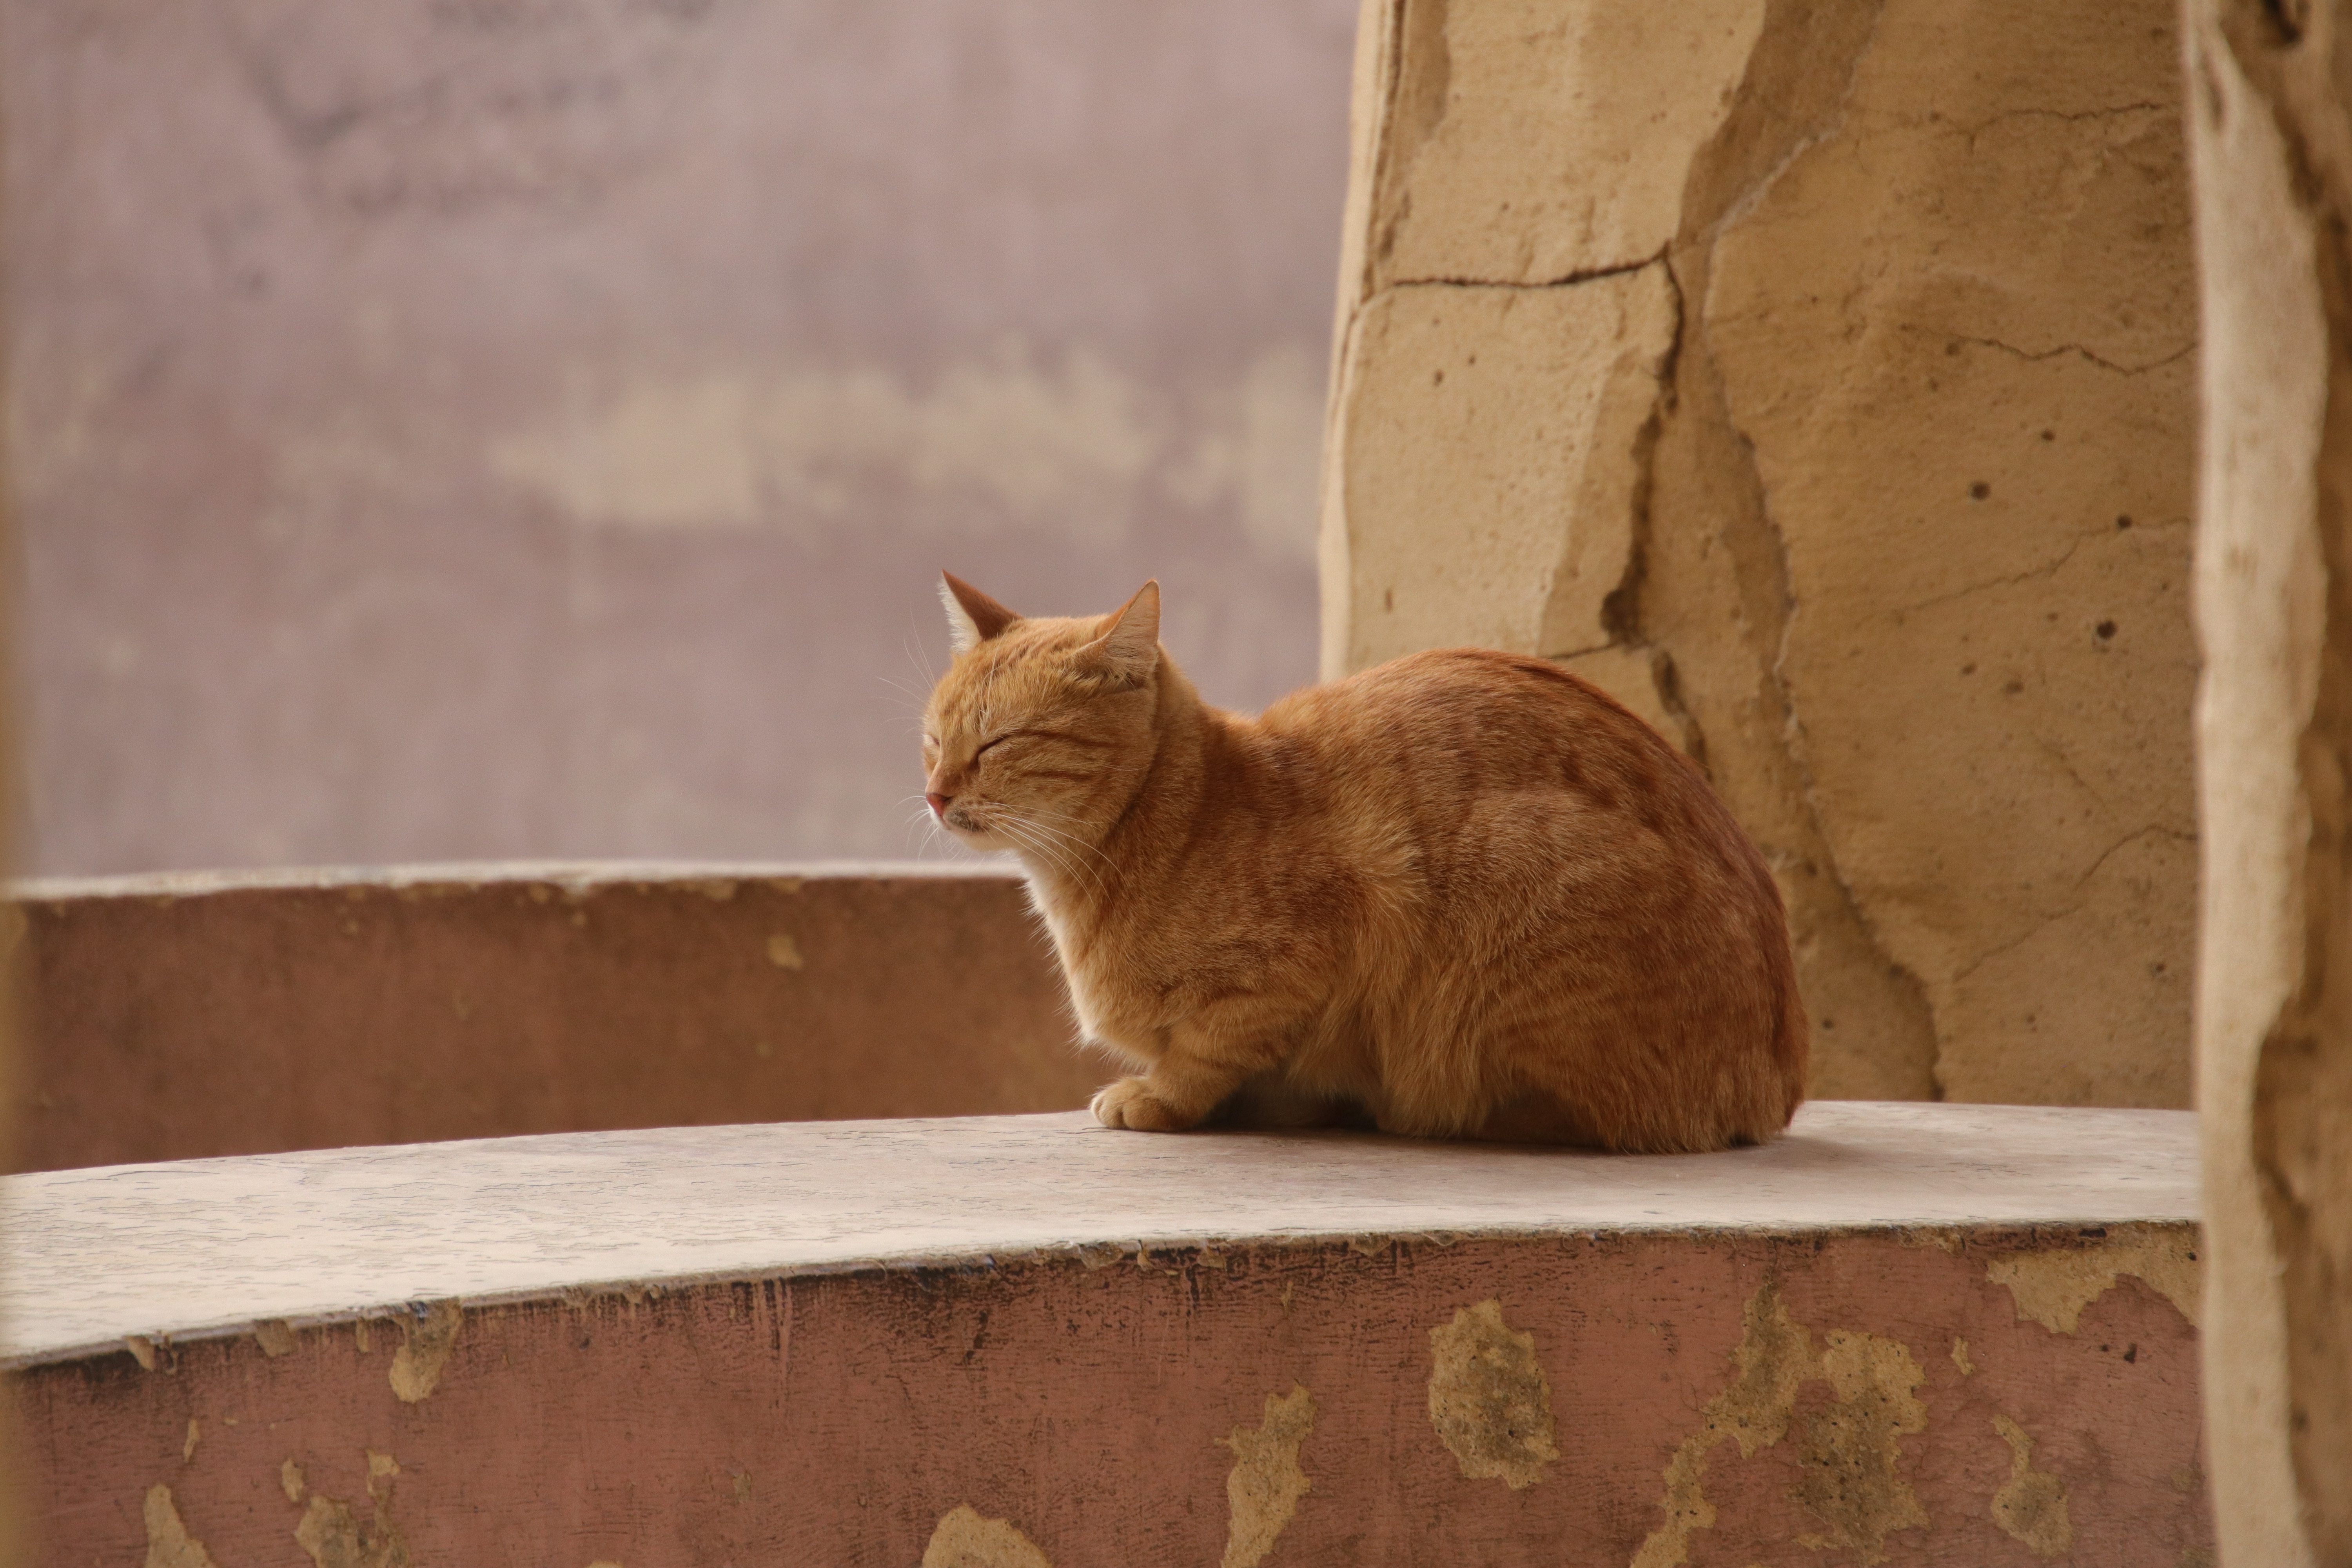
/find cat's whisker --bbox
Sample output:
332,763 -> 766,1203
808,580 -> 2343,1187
998,815 -> 1113,898
993,818 -> 1101,888
1010,819 -> 1118,882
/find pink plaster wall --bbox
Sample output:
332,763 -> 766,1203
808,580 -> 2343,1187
3,0 -> 1354,875
16,1229 -> 2210,1565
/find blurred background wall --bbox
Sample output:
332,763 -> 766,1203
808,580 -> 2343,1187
3,0 -> 1354,876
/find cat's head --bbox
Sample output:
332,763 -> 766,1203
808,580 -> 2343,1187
921,573 -> 1163,856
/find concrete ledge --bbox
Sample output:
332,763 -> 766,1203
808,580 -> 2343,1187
7,1103 -> 2210,1563
4,860 -> 1087,1171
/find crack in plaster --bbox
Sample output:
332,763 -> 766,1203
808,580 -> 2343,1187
1961,100 -> 2174,150
1924,330 -> 2198,378
1949,826 -> 2198,986
1379,249 -> 1669,294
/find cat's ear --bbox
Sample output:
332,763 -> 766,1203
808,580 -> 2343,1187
940,572 -> 1022,653
1086,580 -> 1161,684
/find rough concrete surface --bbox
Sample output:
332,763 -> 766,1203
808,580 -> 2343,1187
1322,0 -> 2199,1109
2,0 -> 1354,876
5,862 -> 1090,1172
2183,0 -> 2352,1561
5,1104 -> 2205,1564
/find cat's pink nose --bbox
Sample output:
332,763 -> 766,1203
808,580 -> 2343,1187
926,792 -> 952,818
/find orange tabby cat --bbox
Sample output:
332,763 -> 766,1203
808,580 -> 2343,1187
922,573 -> 1806,1152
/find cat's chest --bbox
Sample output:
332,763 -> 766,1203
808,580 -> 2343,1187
1023,877 -> 1159,1034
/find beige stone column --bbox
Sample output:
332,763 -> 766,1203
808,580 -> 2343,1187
2183,2 -> 2352,1561
1320,0 -> 2200,1103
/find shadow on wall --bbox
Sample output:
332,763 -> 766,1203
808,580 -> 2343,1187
6,0 -> 1357,875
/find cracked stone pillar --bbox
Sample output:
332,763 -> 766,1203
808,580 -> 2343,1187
2183,1 -> 2352,1561
1319,0 -> 2200,1103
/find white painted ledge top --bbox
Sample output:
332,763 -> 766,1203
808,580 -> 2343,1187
0,1102 -> 2196,1367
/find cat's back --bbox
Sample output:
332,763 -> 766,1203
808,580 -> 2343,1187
1267,647 -> 1701,817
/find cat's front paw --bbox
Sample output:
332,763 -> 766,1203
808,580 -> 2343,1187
1090,1077 -> 1194,1132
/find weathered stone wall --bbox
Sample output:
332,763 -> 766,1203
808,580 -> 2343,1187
1321,0 -> 2200,1105
2183,0 -> 2352,1561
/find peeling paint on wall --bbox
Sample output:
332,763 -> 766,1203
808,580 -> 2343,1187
766,933 -> 804,971
181,1419 -> 200,1463
293,1450 -> 411,1568
254,1318 -> 298,1357
1796,1332 -> 1930,1560
1633,1282 -> 1930,1568
144,1484 -> 221,1568
1985,1227 -> 2201,1332
1991,1414 -> 2074,1557
1219,1384 -> 1316,1568
125,1334 -> 159,1370
920,1504 -> 1054,1568
1632,1279 -> 1814,1568
281,1460 -> 306,1503
389,1301 -> 463,1402
1426,1299 -> 1560,1488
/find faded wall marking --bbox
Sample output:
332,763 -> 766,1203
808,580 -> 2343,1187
1985,1226 -> 2202,1332
486,346 -> 1322,562
389,1301 -> 463,1402
144,1483 -> 220,1568
1427,1299 -> 1561,1488
921,1504 -> 1054,1568
1220,1384 -> 1317,1568
1990,1414 -> 2074,1558
1633,1281 -> 1931,1568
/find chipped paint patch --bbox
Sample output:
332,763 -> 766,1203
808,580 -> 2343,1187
126,1334 -> 158,1370
1220,1385 -> 1316,1568
143,1484 -> 221,1568
1632,1279 -> 1813,1568
921,1503 -> 1054,1568
254,1319 -> 297,1357
294,1447 -> 410,1568
1985,1225 -> 2201,1332
281,1459 -> 307,1503
1951,1337 -> 1975,1376
1991,1414 -> 2073,1557
1427,1299 -> 1560,1488
767,933 -> 805,970
389,1301 -> 463,1402
1634,1284 -> 1930,1566
1795,1331 -> 1930,1561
